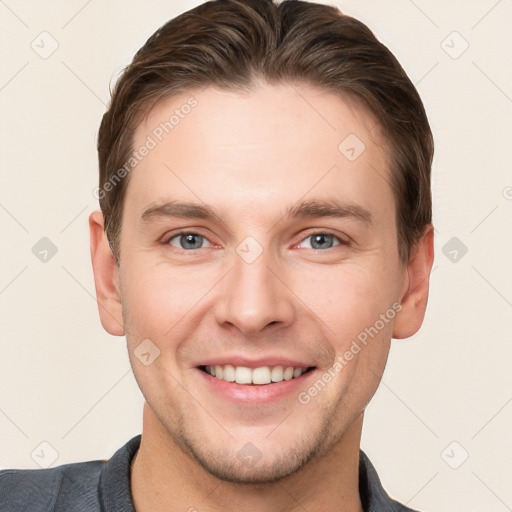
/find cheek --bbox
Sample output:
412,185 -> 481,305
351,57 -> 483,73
293,263 -> 396,343
120,259 -> 196,339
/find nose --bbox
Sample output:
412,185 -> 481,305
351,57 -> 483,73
213,246 -> 296,336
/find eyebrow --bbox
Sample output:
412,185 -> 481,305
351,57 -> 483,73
141,201 -> 224,224
287,199 -> 373,226
140,198 -> 374,227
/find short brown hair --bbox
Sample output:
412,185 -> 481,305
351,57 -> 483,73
97,0 -> 433,264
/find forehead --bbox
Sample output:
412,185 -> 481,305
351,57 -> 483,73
126,82 -> 393,227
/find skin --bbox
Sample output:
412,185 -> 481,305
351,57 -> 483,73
89,82 -> 434,512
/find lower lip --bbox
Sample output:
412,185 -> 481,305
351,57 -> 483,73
196,368 -> 316,405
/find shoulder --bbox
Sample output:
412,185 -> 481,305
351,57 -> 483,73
0,460 -> 105,512
359,449 -> 422,512
0,435 -> 141,512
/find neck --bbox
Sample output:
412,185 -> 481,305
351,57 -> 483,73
131,402 -> 364,512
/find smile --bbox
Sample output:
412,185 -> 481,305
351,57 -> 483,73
199,364 -> 315,385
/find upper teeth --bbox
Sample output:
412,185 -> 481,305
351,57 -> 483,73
204,365 -> 307,385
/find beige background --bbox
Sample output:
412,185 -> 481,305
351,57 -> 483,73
1,1 -> 511,510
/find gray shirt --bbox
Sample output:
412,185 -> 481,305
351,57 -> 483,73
0,435 -> 419,511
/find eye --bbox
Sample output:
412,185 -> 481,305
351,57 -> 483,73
167,232 -> 212,250
164,231 -> 347,251
297,232 -> 344,250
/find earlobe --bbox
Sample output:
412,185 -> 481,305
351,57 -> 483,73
392,225 -> 434,340
89,210 -> 125,336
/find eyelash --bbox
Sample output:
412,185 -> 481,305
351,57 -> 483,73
163,230 -> 350,251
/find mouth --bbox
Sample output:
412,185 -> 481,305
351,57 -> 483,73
198,364 -> 316,385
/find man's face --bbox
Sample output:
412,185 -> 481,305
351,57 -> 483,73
117,83 -> 408,482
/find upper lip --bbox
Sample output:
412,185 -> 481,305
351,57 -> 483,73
193,356 -> 316,369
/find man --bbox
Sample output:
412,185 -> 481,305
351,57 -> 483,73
0,0 -> 434,510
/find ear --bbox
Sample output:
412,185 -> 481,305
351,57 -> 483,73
393,225 -> 434,339
89,210 -> 125,336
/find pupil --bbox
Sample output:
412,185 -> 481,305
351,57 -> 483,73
182,234 -> 202,249
312,234 -> 332,249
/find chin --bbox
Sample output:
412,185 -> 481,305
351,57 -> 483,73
178,423 -> 334,486
185,444 -> 310,485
